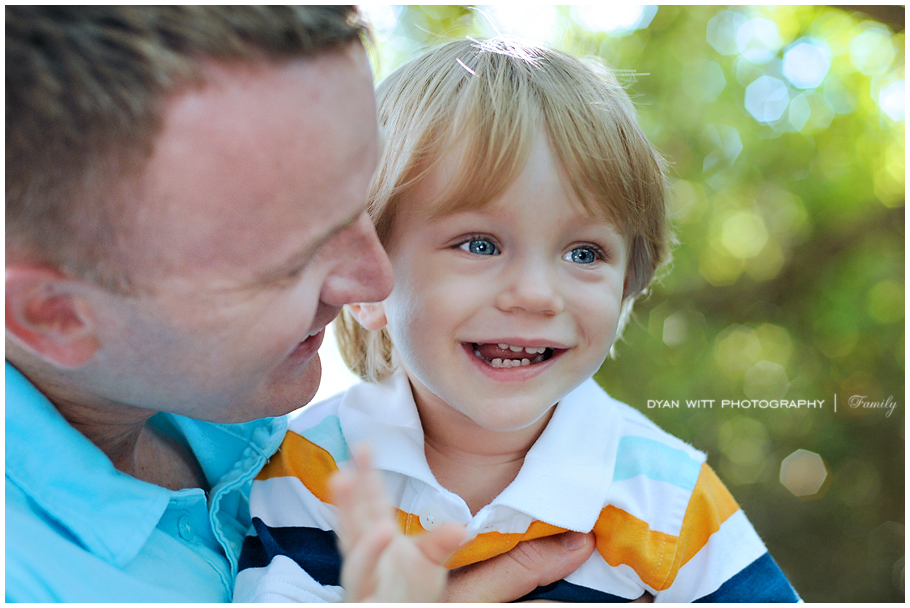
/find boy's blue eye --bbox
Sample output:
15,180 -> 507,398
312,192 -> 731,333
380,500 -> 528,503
565,247 -> 601,265
460,238 -> 500,256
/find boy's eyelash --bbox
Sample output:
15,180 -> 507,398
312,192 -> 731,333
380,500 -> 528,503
566,243 -> 609,261
583,244 -> 608,260
455,234 -> 497,247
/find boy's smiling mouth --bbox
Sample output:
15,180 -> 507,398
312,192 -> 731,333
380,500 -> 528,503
469,342 -> 560,368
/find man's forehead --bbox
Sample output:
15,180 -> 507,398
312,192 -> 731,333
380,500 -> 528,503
118,48 -> 379,289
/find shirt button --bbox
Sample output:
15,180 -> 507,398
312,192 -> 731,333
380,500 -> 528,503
177,515 -> 195,541
418,506 -> 444,531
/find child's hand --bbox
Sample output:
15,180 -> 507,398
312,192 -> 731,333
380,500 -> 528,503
330,446 -> 465,602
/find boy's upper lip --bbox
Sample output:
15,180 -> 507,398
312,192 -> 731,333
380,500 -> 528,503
466,338 -> 571,350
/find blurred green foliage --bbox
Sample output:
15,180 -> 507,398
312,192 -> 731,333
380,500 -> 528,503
363,5 -> 904,602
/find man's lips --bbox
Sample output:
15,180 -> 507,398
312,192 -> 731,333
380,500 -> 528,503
289,327 -> 326,361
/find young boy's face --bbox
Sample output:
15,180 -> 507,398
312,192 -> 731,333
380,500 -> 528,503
360,132 -> 628,432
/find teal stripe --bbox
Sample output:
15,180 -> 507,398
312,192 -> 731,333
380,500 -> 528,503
299,415 -> 351,464
613,435 -> 701,490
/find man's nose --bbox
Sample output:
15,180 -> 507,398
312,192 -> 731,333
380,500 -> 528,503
320,212 -> 394,307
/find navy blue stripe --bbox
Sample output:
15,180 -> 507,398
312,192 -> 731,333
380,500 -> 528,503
238,518 -> 342,587
515,579 -> 641,602
694,552 -> 800,602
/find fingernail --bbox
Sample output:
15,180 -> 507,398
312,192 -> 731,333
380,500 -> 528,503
560,531 -> 587,550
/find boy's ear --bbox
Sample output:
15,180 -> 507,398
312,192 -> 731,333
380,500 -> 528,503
347,301 -> 388,331
5,265 -> 100,369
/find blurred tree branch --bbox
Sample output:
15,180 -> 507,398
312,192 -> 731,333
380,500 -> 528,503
837,5 -> 905,31
664,204 -> 905,321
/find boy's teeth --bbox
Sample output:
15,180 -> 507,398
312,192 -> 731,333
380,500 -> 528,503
496,343 -> 546,355
474,343 -> 551,368
489,357 -> 534,368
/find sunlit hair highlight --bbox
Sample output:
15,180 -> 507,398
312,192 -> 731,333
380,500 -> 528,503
338,38 -> 671,382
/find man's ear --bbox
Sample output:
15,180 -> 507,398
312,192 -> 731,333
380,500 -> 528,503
347,301 -> 388,331
5,265 -> 100,368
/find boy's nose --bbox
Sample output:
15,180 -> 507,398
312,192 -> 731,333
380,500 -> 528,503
494,261 -> 564,315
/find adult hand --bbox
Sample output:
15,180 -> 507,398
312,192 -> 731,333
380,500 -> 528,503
442,530 -> 595,602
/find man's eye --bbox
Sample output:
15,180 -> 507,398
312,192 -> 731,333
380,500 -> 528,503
459,238 -> 500,256
564,246 -> 603,265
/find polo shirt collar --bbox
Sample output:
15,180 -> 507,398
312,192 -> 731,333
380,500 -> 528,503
339,370 -> 436,484
498,378 -> 621,531
4,362 -> 286,569
339,369 -> 621,533
6,362 -> 171,568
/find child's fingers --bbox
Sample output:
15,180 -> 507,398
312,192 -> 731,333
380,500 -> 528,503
339,520 -> 395,602
414,522 -> 466,565
328,469 -> 361,553
329,444 -> 396,554
348,446 -> 391,524
331,444 -> 457,602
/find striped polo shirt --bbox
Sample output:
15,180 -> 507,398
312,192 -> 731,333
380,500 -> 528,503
234,371 -> 799,602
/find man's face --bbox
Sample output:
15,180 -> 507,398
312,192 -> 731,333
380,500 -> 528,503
85,44 -> 393,423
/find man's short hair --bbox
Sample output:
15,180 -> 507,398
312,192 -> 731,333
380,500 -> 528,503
6,6 -> 368,292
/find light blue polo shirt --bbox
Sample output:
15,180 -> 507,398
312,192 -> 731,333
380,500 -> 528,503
5,361 -> 287,602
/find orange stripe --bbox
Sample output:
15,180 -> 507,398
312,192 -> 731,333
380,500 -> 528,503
666,463 -> 739,584
396,509 -> 424,535
593,505 -> 676,589
592,462 -> 740,591
255,431 -> 339,504
395,509 -> 568,570
444,520 -> 567,569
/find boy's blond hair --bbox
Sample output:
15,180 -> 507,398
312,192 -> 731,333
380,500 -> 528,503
337,38 -> 670,382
